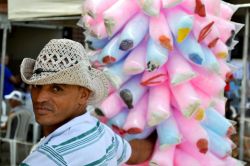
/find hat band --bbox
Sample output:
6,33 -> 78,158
34,68 -> 58,75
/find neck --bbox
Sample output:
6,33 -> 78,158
42,108 -> 87,136
43,126 -> 58,137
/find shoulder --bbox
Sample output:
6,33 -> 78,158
34,113 -> 131,165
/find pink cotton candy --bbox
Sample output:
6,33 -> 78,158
150,142 -> 175,166
162,0 -> 184,8
165,7 -> 194,43
204,0 -> 221,16
177,141 -> 208,165
82,15 -> 107,38
147,84 -> 171,126
220,1 -> 239,20
213,97 -> 227,116
195,87 -> 213,109
191,66 -> 226,98
174,110 -> 209,154
149,11 -> 173,51
211,39 -> 229,59
167,50 -> 196,86
123,40 -> 147,75
82,0 -> 117,18
123,94 -> 148,134
178,141 -> 226,166
208,14 -> 235,43
98,92 -> 126,118
103,0 -> 139,36
174,148 -> 200,166
224,156 -> 245,166
137,0 -> 161,16
170,81 -> 201,117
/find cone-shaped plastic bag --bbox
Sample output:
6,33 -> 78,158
156,115 -> 181,148
123,94 -> 149,134
149,11 -> 173,50
167,50 -> 196,85
147,84 -> 171,126
174,110 -> 209,154
123,40 -> 147,75
119,75 -> 148,109
150,143 -> 175,166
201,107 -> 235,137
170,82 -> 201,117
146,37 -> 169,72
137,0 -> 161,16
104,0 -> 139,36
118,13 -> 149,51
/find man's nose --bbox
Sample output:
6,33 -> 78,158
35,89 -> 50,102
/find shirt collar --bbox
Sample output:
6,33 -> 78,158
41,111 -> 97,145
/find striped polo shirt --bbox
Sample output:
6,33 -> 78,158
21,112 -> 131,166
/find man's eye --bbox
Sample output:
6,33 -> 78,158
52,85 -> 63,92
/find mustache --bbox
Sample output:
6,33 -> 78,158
33,102 -> 54,111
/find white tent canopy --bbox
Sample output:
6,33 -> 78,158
8,0 -> 83,21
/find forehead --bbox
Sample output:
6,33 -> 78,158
33,84 -> 79,89
34,84 -> 88,91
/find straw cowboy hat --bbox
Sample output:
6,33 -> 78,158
20,39 -> 109,105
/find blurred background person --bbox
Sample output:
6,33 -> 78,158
0,55 -> 19,97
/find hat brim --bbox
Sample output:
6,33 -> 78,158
20,58 -> 109,105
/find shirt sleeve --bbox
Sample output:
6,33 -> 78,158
21,145 -> 68,166
115,134 -> 132,165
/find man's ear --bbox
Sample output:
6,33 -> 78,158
78,87 -> 91,104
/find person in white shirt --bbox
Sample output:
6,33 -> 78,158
1,90 -> 27,129
19,39 -> 154,166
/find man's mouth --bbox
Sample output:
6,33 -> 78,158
34,107 -> 53,115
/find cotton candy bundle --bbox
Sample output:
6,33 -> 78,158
80,0 -> 243,165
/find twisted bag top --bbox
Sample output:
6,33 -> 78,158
20,39 -> 109,105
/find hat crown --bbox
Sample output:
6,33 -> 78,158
34,39 -> 90,74
21,38 -> 109,105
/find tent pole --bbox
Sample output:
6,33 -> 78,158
239,7 -> 249,161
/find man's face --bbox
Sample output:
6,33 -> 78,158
8,99 -> 21,108
31,84 -> 90,128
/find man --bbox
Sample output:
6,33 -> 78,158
0,55 -> 19,97
4,90 -> 25,114
1,90 -> 26,129
20,39 -> 154,165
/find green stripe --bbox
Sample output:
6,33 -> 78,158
84,138 -> 119,166
38,149 -> 64,166
117,139 -> 127,164
54,121 -> 100,147
41,146 -> 66,164
56,125 -> 104,153
106,138 -> 117,160
39,145 -> 67,166
57,125 -> 103,152
61,130 -> 105,156
84,154 -> 107,166
20,163 -> 29,166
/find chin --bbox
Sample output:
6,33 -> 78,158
35,116 -> 52,126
